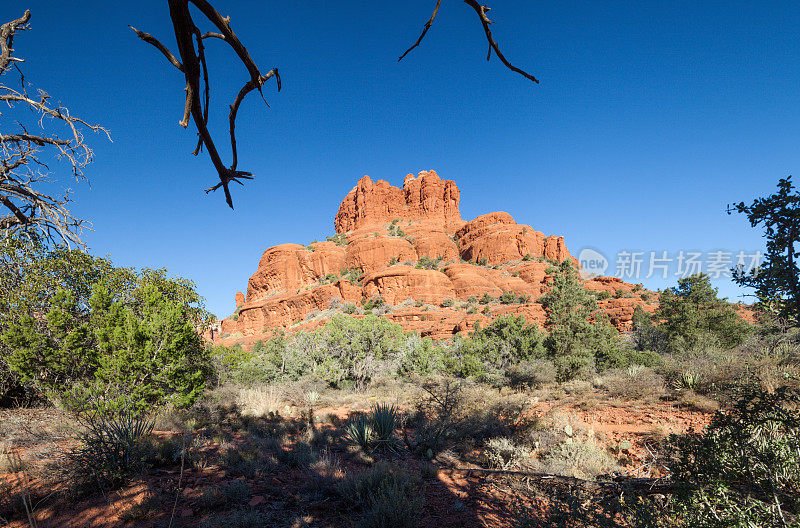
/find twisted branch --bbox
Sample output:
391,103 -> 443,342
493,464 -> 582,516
400,0 -> 538,84
132,0 -> 280,209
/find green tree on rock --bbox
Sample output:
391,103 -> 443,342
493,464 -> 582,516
539,260 -> 620,380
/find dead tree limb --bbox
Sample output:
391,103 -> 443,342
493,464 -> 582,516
0,10 -> 109,248
399,0 -> 538,84
132,0 -> 280,209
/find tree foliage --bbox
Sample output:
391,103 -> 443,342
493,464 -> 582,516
730,176 -> 800,325
655,273 -> 751,354
0,235 -> 212,407
539,260 -> 620,380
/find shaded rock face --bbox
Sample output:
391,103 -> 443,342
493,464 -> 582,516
215,171 -> 656,346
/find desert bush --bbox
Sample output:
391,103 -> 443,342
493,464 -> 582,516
499,291 -> 518,304
655,273 -> 751,354
70,402 -> 155,490
397,335 -> 447,377
598,367 -> 666,401
663,387 -> 800,527
315,315 -> 403,388
504,359 -> 558,389
540,438 -> 618,480
440,298 -> 454,308
337,462 -> 423,528
362,295 -> 386,311
461,316 -> 546,377
483,437 -> 531,470
409,378 -> 466,456
327,233 -> 348,246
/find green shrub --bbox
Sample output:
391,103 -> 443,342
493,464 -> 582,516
327,233 -> 347,246
595,290 -> 611,300
478,257 -> 488,266
362,296 -> 385,311
499,291 -> 518,304
522,254 -> 533,261
440,298 -> 454,308
466,316 -> 546,373
398,336 -> 446,377
664,387 -> 800,527
479,293 -> 493,305
343,302 -> 357,314
415,256 -> 440,270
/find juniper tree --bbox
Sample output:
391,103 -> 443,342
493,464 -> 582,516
539,260 -> 620,380
729,176 -> 800,325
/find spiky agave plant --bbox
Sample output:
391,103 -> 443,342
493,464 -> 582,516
347,414 -> 374,450
370,403 -> 398,446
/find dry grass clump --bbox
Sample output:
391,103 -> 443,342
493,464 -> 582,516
337,461 -> 424,528
236,385 -> 284,417
483,437 -> 532,470
597,366 -> 666,401
678,389 -> 720,413
0,441 -> 15,474
539,437 -> 618,480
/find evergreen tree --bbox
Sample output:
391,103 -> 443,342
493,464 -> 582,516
729,176 -> 800,325
540,260 -> 620,380
656,273 -> 750,353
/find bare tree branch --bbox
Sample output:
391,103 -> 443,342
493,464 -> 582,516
129,26 -> 184,71
132,0 -> 280,209
1,11 -> 109,248
0,10 -> 30,75
399,0 -> 538,84
398,0 -> 442,62
463,0 -> 539,83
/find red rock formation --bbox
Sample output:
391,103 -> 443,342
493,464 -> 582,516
455,212 -> 575,265
334,170 -> 463,233
215,171 -> 656,347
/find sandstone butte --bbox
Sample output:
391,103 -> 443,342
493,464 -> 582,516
210,170 -> 659,349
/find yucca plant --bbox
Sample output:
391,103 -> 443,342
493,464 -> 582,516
673,370 -> 702,391
347,403 -> 400,453
347,414 -> 375,450
73,403 -> 155,489
626,364 -> 645,378
370,403 -> 398,445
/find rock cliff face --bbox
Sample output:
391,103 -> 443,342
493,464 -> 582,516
214,171 -> 656,347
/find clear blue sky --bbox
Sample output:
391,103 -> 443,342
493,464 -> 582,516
4,1 -> 797,317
